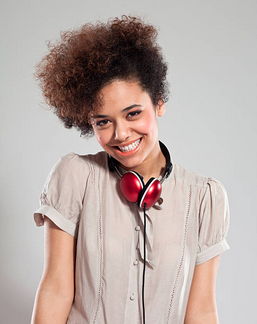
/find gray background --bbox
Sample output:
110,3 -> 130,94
1,0 -> 256,323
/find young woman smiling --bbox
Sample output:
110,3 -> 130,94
91,80 -> 166,181
32,16 -> 230,324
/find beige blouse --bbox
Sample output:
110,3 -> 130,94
34,151 -> 230,324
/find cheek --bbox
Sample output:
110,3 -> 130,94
136,112 -> 158,133
92,128 -> 102,145
94,129 -> 111,147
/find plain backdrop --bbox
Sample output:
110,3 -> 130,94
1,0 -> 256,323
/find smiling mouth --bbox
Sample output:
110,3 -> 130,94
116,139 -> 141,153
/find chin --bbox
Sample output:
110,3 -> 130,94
115,155 -> 146,171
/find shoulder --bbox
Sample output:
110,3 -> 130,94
53,151 -> 108,174
172,162 -> 208,188
172,162 -> 227,193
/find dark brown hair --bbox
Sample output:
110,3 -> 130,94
35,15 -> 169,137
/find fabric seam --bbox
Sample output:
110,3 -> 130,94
165,185 -> 192,323
93,165 -> 103,324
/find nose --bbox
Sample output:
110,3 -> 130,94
114,120 -> 131,141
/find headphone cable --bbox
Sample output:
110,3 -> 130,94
142,203 -> 147,324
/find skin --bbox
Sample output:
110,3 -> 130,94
184,255 -> 220,323
32,79 -> 221,323
31,217 -> 76,324
91,80 -> 166,182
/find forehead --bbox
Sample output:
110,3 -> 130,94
98,80 -> 152,109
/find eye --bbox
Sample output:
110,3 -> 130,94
127,110 -> 142,118
96,119 -> 110,127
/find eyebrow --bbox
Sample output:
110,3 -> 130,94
93,104 -> 143,119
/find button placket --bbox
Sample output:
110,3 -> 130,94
124,219 -> 141,324
137,209 -> 156,267
129,228 -> 139,303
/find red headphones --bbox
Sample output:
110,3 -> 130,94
108,141 -> 173,209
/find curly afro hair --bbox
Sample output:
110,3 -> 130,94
35,15 -> 169,137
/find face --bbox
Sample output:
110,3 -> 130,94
91,80 -> 165,173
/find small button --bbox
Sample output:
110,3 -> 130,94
135,225 -> 140,231
130,294 -> 135,301
133,260 -> 138,266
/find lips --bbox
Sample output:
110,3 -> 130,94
112,138 -> 142,157
117,139 -> 141,153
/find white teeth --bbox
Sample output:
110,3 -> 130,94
118,139 -> 140,152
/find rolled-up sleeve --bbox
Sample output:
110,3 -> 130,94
34,153 -> 87,238
196,178 -> 230,265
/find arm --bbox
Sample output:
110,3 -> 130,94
184,255 -> 221,324
31,217 -> 76,324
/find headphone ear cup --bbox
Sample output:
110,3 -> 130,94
138,178 -> 162,209
120,171 -> 144,203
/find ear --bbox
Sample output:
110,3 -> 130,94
157,99 -> 166,117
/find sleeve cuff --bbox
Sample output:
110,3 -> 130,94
34,205 -> 78,238
195,239 -> 230,265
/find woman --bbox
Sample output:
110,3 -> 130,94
32,15 -> 230,324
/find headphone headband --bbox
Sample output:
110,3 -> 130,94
159,141 -> 173,183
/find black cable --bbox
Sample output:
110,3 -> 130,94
142,203 -> 147,324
